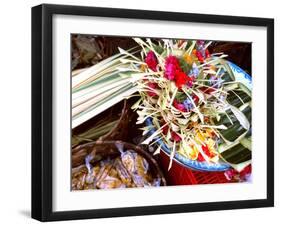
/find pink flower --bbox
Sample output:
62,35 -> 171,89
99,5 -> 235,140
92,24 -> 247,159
164,56 -> 181,80
224,169 -> 236,180
196,40 -> 205,46
173,100 -> 187,112
224,164 -> 252,182
145,51 -> 158,71
147,82 -> 158,97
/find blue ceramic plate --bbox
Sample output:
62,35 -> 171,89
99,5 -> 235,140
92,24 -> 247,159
145,61 -> 252,172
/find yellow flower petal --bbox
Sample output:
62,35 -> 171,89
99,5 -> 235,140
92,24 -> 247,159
182,143 -> 199,160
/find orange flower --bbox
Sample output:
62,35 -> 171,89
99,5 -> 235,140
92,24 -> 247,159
192,49 -> 197,55
184,54 -> 194,65
140,64 -> 146,72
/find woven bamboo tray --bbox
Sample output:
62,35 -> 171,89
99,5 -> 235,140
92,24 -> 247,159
72,140 -> 167,186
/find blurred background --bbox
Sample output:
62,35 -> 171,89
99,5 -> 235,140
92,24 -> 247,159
72,35 -> 251,74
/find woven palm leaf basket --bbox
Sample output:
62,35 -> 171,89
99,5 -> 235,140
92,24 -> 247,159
72,100 -> 130,148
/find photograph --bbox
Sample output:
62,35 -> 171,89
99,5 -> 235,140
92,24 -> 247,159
31,4 -> 274,221
0,0 -> 278,224
71,35 -> 252,190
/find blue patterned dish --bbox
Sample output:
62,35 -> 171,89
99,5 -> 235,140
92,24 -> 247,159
145,61 -> 252,172
228,61 -> 252,90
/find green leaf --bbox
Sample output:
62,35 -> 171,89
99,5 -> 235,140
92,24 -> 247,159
220,142 -> 251,164
179,57 -> 191,73
227,90 -> 251,108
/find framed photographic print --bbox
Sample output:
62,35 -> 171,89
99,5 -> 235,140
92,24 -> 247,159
31,4 -> 274,221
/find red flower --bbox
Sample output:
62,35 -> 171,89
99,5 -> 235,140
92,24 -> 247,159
164,55 -> 193,88
205,49 -> 210,58
193,94 -> 199,104
197,145 -> 215,162
187,75 -> 195,88
175,71 -> 185,87
171,131 -> 182,142
240,164 -> 252,178
162,124 -> 169,135
224,164 -> 251,182
196,50 -> 204,63
202,145 -> 215,158
162,124 -> 181,142
173,100 -> 187,112
145,51 -> 158,71
175,71 -> 192,88
164,56 -> 181,80
147,82 -> 158,97
195,49 -> 211,62
197,153 -> 205,162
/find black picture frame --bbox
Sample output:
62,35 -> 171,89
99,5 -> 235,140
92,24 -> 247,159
32,3 -> 274,222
